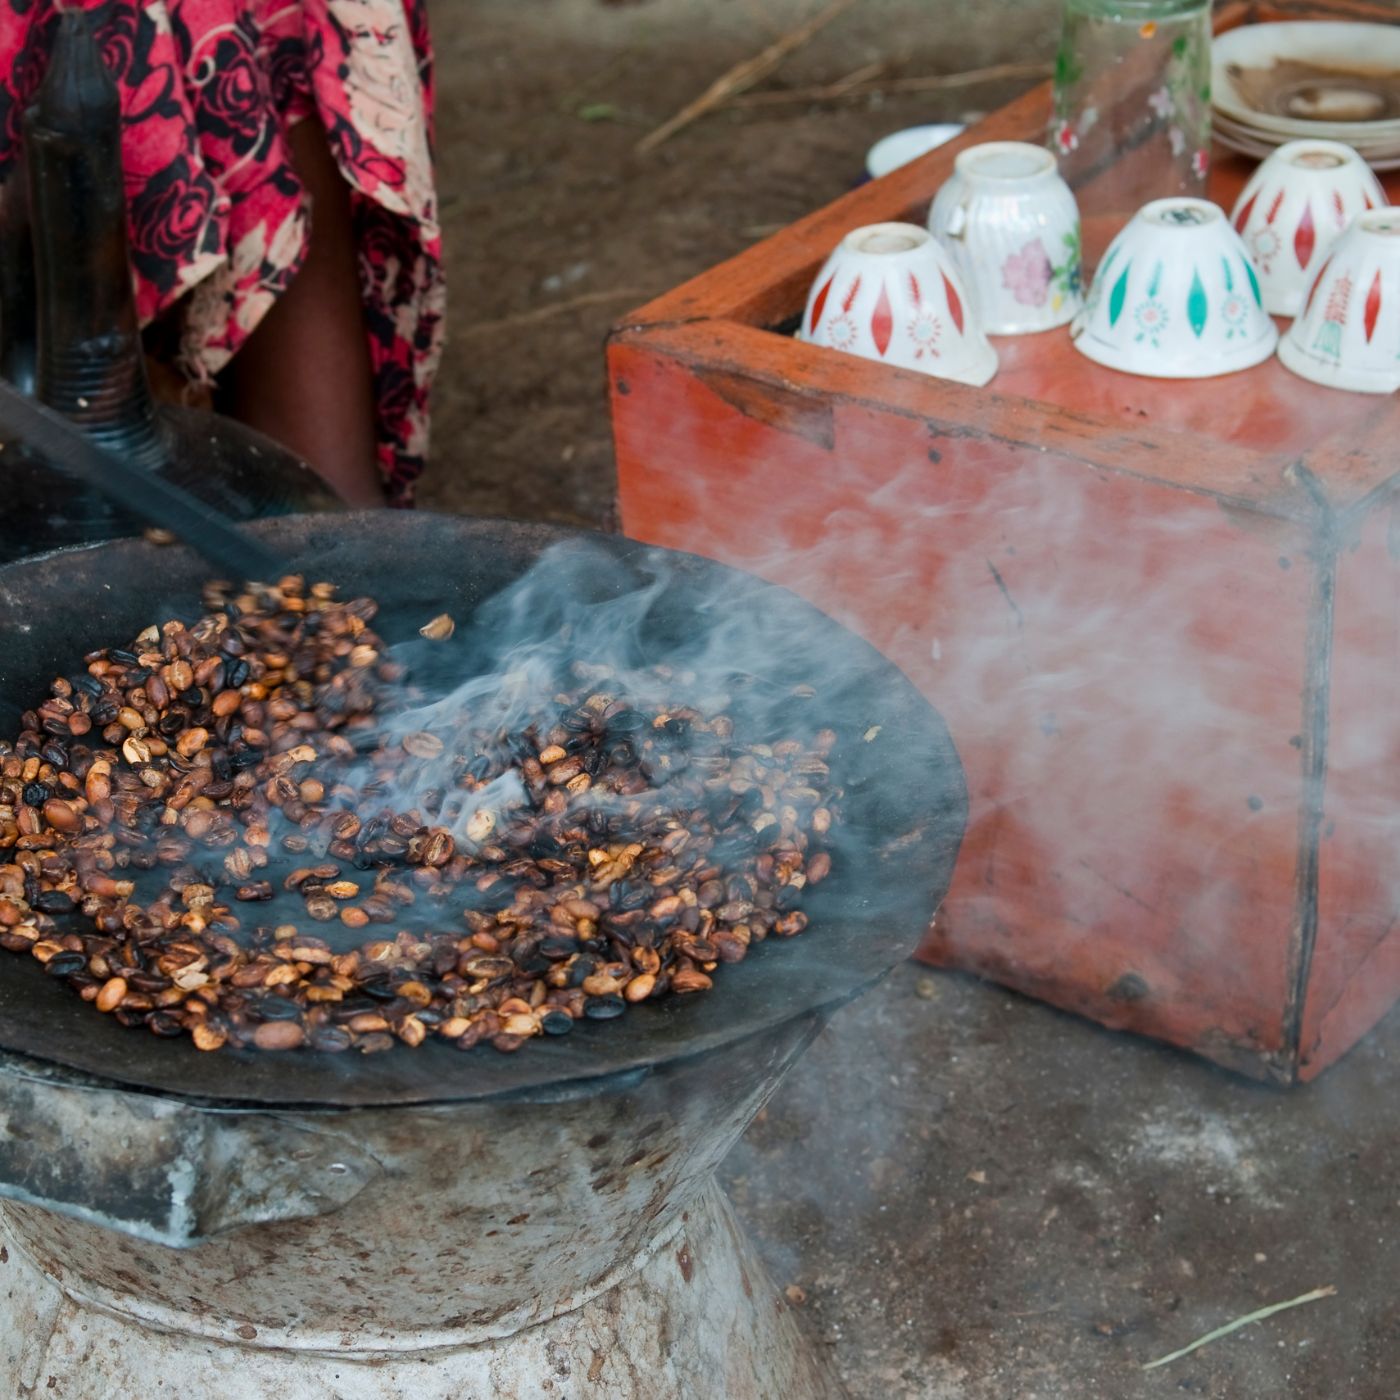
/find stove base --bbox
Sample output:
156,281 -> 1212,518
0,1178 -> 844,1399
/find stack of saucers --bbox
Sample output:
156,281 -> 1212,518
1213,21 -> 1400,170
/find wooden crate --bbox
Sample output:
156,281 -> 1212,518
608,1 -> 1400,1081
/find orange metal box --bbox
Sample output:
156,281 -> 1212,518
609,2 -> 1400,1082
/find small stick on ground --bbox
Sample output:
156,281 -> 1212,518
728,60 -> 1051,108
1141,1285 -> 1338,1372
636,0 -> 863,154
461,289 -> 653,337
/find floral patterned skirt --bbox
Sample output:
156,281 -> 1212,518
0,0 -> 444,504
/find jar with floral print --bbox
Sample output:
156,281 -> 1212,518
1049,0 -> 1212,226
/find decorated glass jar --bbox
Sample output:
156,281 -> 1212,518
1050,0 -> 1212,225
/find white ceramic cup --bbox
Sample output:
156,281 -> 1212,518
1070,197 -> 1278,378
928,141 -> 1084,335
1279,207 -> 1400,393
1230,139 -> 1388,317
801,222 -> 998,386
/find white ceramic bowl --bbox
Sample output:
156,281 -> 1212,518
1231,140 -> 1387,316
865,124 -> 965,180
801,222 -> 997,386
927,141 -> 1083,335
1071,197 -> 1278,379
1279,207 -> 1400,394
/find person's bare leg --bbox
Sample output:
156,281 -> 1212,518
227,117 -> 385,507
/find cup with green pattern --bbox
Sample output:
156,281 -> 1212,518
1070,196 -> 1278,377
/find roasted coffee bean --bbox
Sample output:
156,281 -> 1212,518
32,890 -> 75,915
43,951 -> 86,977
148,1012 -> 186,1037
253,1020 -> 305,1051
22,782 -> 49,807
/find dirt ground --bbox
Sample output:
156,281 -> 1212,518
420,0 -> 1058,527
420,3 -> 1400,1397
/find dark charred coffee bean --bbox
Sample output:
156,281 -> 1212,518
362,979 -> 402,1002
114,1008 -> 147,1029
128,971 -> 171,992
147,1012 -> 185,1037
540,936 -> 577,960
604,709 -> 644,733
334,997 -> 378,1019
226,658 -> 250,687
569,955 -> 597,987
72,674 -> 104,698
254,996 -> 302,1022
584,995 -> 625,1020
33,890 -> 75,915
44,952 -> 87,977
109,649 -> 140,666
541,1009 -> 573,1035
22,782 -> 50,807
309,1025 -> 353,1052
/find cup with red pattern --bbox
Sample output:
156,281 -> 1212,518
1279,208 -> 1400,394
1230,140 -> 1387,318
800,223 -> 997,386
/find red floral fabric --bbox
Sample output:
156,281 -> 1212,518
0,0 -> 444,503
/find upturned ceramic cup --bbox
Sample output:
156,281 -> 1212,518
1071,197 -> 1278,378
1279,207 -> 1400,393
928,141 -> 1084,335
1230,139 -> 1387,316
801,222 -> 998,386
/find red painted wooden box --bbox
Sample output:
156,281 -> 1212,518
609,1 -> 1400,1081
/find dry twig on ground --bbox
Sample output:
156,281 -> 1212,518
635,0 -> 864,154
728,60 -> 1051,108
1142,1285 -> 1338,1372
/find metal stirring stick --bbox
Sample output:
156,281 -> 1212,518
0,378 -> 282,583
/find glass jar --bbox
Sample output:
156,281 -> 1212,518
1049,0 -> 1212,226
